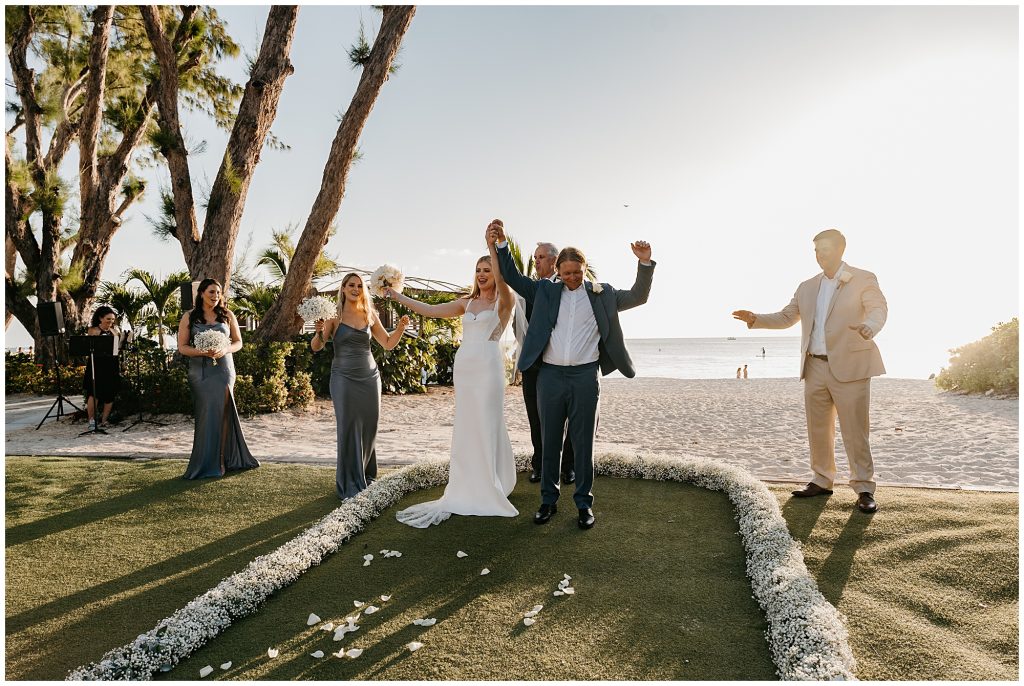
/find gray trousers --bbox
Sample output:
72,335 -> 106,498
537,361 -> 600,509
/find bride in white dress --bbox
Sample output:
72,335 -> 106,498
385,230 -> 518,528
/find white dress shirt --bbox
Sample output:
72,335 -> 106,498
542,284 -> 600,366
808,262 -> 846,356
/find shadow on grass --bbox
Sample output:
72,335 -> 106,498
9,489 -> 339,683
5,474 -> 205,547
780,494 -> 831,543
815,512 -> 872,606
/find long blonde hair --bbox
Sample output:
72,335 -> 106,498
336,272 -> 375,324
466,255 -> 493,301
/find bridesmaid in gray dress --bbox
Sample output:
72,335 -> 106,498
311,273 -> 410,499
177,278 -> 260,479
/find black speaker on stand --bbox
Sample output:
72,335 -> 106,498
34,301 -> 84,429
180,281 -> 200,313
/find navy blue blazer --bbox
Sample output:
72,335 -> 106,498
496,244 -> 655,378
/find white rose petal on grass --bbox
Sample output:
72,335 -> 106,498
558,580 -> 569,589
553,591 -> 564,596
310,650 -> 325,659
413,618 -> 437,626
363,554 -> 374,561
524,611 -> 538,618
320,622 -> 334,632
354,601 -> 365,608
523,617 -> 536,626
364,605 -> 380,615
307,613 -> 321,626
220,662 -> 232,670
199,665 -> 213,678
380,595 -> 391,602
346,649 -> 364,658
332,649 -> 347,658
380,550 -> 389,555
267,648 -> 279,659
406,641 -> 424,652
563,574 -> 572,580
363,560 -> 371,567
563,587 -> 575,595
480,568 -> 490,576
532,604 -> 544,612
456,551 -> 468,558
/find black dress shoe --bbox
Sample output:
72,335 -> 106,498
856,492 -> 878,513
561,471 -> 575,485
791,482 -> 834,498
534,503 -> 557,524
528,470 -> 542,483
577,508 -> 595,529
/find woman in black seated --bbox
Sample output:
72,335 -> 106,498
83,305 -> 122,430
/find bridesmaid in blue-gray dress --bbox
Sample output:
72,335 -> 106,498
177,278 -> 260,479
311,272 -> 410,499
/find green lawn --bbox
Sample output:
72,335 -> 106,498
4,456 -> 1019,680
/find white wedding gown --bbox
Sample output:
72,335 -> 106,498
396,303 -> 518,527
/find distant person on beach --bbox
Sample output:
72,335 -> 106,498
311,273 -> 410,500
387,233 -> 518,527
492,219 -> 655,530
743,364 -> 748,379
514,241 -> 576,486
736,367 -> 742,379
732,228 -> 887,514
761,346 -> 766,356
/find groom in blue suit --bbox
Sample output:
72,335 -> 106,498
489,219 -> 655,529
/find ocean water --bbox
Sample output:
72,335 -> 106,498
611,336 -> 803,380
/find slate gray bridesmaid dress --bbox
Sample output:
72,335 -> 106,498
183,320 -> 260,479
330,322 -> 381,499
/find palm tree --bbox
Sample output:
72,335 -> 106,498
96,281 -> 153,331
231,282 -> 281,326
256,224 -> 340,286
125,268 -> 190,367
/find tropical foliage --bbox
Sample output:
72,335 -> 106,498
935,319 -> 1018,395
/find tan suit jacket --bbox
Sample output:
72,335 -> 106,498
750,265 -> 887,382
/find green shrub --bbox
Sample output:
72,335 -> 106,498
143,365 -> 193,415
286,371 -> 315,409
233,337 -> 291,385
429,340 -> 458,385
936,318 -> 1018,395
372,334 -> 432,395
233,374 -> 259,417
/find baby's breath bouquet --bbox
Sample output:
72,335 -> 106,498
193,329 -> 231,366
369,264 -> 405,299
297,296 -> 337,323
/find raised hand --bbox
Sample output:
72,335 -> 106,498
849,323 -> 873,340
488,218 -> 506,244
314,319 -> 326,333
732,310 -> 756,326
398,314 -> 411,331
631,240 -> 652,262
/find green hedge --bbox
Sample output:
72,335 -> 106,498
6,326 -> 460,417
936,319 -> 1018,395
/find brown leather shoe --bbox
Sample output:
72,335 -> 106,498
791,482 -> 834,498
856,492 -> 878,513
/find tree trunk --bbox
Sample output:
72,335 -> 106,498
254,6 -> 416,342
189,5 -> 300,289
6,237 -> 18,329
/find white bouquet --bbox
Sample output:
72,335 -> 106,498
297,296 -> 337,323
193,329 -> 231,366
368,264 -> 405,299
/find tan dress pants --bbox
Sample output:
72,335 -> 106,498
803,356 -> 876,494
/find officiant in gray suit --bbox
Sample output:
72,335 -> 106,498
490,219 -> 655,530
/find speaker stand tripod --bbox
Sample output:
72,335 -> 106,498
121,340 -> 168,433
35,335 -> 84,430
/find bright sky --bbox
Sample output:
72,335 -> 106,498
5,4 -> 1019,379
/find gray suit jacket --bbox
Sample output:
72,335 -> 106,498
496,244 -> 655,378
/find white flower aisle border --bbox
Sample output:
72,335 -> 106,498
67,452 -> 856,681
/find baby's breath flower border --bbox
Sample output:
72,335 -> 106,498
68,451 -> 855,681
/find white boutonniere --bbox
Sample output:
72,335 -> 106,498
837,270 -> 853,287
590,281 -> 603,294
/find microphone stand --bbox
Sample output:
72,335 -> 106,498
122,334 -> 168,433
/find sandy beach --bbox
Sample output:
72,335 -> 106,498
5,378 -> 1018,491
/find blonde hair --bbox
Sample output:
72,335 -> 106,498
466,255 -> 492,301
336,272 -> 376,324
556,246 -> 587,270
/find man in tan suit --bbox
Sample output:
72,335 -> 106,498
733,229 -> 887,513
